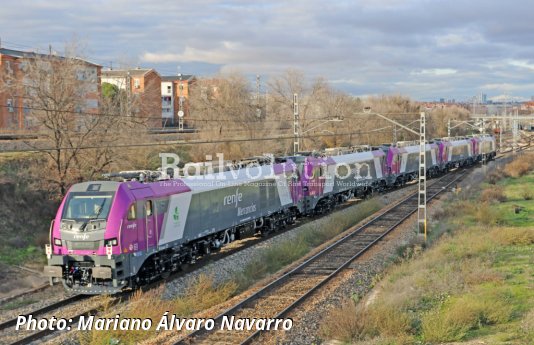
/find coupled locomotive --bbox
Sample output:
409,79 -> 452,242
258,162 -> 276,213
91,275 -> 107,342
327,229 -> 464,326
44,134 -> 496,294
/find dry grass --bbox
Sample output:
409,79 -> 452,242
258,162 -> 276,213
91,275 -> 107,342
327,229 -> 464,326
443,200 -> 505,226
480,186 -> 507,203
486,168 -> 506,185
421,292 -> 513,342
520,309 -> 534,341
473,202 -> 506,225
79,275 -> 237,345
319,300 -> 369,342
490,227 -> 534,246
503,155 -> 534,178
522,190 -> 533,200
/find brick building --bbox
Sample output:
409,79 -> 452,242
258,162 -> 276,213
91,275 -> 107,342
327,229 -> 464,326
102,68 -> 162,127
161,74 -> 195,127
0,48 -> 101,130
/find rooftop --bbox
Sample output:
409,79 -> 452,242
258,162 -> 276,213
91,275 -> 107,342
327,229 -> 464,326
161,74 -> 195,82
0,47 -> 101,66
102,68 -> 158,77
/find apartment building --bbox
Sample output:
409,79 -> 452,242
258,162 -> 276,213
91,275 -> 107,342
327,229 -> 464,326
161,74 -> 195,127
0,47 -> 101,130
102,68 -> 162,127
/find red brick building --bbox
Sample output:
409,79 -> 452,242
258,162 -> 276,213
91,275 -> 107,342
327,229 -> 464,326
102,68 -> 162,127
0,48 -> 101,130
161,74 -> 195,127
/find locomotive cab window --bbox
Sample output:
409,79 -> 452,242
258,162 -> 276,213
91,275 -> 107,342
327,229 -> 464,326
127,204 -> 136,220
62,191 -> 114,221
145,200 -> 153,217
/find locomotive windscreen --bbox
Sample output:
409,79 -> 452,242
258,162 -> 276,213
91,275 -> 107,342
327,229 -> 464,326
62,192 -> 114,220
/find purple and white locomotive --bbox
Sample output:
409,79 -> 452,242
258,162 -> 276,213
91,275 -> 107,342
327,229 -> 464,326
44,161 -> 299,294
44,134 -> 496,294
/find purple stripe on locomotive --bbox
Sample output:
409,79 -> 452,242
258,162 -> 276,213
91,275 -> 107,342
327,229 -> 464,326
385,146 -> 401,174
300,156 -> 336,198
273,160 -> 303,204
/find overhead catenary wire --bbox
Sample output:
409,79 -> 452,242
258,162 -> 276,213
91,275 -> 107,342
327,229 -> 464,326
0,104 -> 354,124
0,126 -> 398,154
0,104 -> 425,125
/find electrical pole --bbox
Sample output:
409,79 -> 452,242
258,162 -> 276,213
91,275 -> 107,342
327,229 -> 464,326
178,73 -> 184,131
362,110 -> 427,239
512,108 -> 519,153
447,118 -> 451,138
393,124 -> 397,143
293,93 -> 299,154
126,71 -> 131,117
256,74 -> 261,118
418,112 -> 427,240
498,120 -> 502,152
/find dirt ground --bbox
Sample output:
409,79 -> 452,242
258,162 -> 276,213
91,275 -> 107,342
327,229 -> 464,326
0,263 -> 48,300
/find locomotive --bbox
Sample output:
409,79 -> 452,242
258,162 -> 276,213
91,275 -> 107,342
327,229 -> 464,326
44,134 -> 496,294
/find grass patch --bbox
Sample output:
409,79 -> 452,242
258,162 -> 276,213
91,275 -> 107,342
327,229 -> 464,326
0,298 -> 38,311
0,245 -> 46,266
321,170 -> 534,344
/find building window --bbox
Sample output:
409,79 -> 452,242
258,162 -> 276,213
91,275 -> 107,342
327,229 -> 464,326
7,99 -> 14,112
76,70 -> 86,81
134,79 -> 140,89
86,99 -> 98,109
167,85 -> 172,93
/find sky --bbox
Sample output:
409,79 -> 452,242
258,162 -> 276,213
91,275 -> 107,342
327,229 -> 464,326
1,0 -> 534,101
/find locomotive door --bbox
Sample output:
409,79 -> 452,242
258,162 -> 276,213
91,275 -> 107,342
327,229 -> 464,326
144,200 -> 157,251
130,188 -> 154,253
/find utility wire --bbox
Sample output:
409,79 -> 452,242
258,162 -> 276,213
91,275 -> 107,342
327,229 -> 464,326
0,127 -> 397,154
0,104 -> 350,124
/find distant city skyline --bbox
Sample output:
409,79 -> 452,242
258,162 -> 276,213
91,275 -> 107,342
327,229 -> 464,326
2,0 -> 534,102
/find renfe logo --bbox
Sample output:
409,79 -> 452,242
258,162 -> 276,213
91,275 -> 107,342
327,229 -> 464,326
223,189 -> 242,208
74,233 -> 89,241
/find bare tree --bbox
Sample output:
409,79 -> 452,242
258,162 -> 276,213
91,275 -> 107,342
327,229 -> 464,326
268,70 -> 354,150
4,47 -> 146,196
188,72 -> 272,159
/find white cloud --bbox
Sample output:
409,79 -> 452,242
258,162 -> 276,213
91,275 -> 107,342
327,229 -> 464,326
435,32 -> 485,47
413,69 -> 458,76
507,59 -> 534,71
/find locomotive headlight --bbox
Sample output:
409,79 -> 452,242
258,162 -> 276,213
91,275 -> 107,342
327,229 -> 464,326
54,238 -> 62,246
104,238 -> 118,246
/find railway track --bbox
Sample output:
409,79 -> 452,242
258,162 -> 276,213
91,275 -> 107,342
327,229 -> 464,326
0,293 -> 94,345
0,292 -> 132,345
0,294 -> 89,332
174,169 -> 467,345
